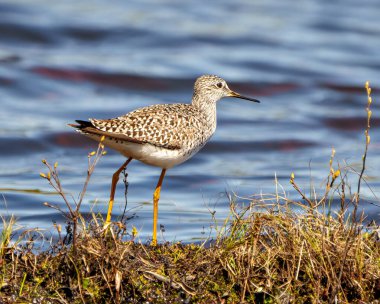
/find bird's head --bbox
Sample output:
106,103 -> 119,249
192,75 -> 260,105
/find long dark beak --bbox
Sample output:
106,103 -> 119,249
228,90 -> 260,103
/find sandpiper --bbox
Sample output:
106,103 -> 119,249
69,75 -> 260,245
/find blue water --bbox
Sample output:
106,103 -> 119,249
0,0 -> 379,243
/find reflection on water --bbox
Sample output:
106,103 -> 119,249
0,0 -> 379,242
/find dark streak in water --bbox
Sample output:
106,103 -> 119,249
30,67 -> 271,95
319,83 -> 380,94
60,26 -> 151,43
204,139 -> 315,153
0,22 -> 57,45
324,117 -> 380,131
44,132 -> 96,148
0,137 -> 49,155
0,54 -> 21,64
31,67 -> 188,91
0,76 -> 14,85
231,82 -> 300,96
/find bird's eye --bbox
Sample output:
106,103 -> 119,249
216,82 -> 223,88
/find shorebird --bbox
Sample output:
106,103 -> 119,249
69,75 -> 260,245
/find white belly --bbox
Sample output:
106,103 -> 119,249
83,133 -> 204,169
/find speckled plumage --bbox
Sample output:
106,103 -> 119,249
91,103 -> 213,151
69,75 -> 259,169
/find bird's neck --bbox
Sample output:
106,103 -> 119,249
192,94 -> 217,129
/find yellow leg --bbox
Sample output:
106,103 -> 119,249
152,169 -> 167,246
105,158 -> 132,225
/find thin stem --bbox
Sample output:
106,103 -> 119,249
354,81 -> 373,218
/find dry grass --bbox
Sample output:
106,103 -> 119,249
1,197 -> 379,303
0,82 -> 379,303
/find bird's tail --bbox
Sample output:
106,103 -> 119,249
67,120 -> 94,130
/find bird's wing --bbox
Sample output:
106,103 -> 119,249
80,104 -> 204,150
69,120 -> 152,145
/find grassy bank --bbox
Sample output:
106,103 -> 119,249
1,198 -> 379,303
0,83 -> 378,303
